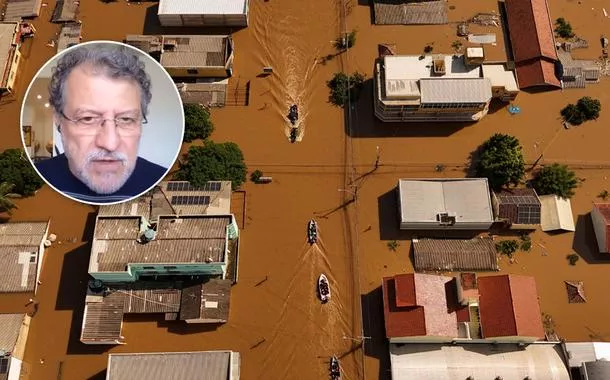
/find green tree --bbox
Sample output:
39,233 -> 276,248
250,170 -> 263,183
475,134 -> 525,190
496,240 -> 519,257
175,141 -> 247,190
555,18 -> 574,38
561,103 -> 585,125
576,96 -> 601,120
334,30 -> 357,50
327,72 -> 365,107
531,163 -> 579,199
0,182 -> 18,215
183,104 -> 214,142
0,149 -> 44,196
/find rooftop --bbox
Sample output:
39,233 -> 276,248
3,0 -> 42,22
91,215 -> 232,272
0,313 -> 24,352
389,343 -> 570,380
51,0 -> 79,22
481,64 -> 519,91
477,275 -> 545,339
582,361 -> 610,380
398,178 -> 493,225
593,203 -> 610,224
494,188 -> 541,225
382,273 -> 458,339
176,80 -> 228,107
373,1 -> 447,25
412,237 -> 499,272
107,351 -> 238,380
0,221 -> 49,293
565,342 -> 610,367
158,0 -> 248,16
56,23 -> 81,53
419,78 -> 492,104
539,194 -> 575,232
0,23 -> 18,84
180,279 -> 231,322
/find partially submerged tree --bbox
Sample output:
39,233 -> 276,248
183,103 -> 214,142
250,170 -> 263,183
496,240 -> 519,257
531,163 -> 578,199
175,141 -> 247,190
334,30 -> 357,50
555,18 -> 575,39
475,134 -> 525,190
0,182 -> 18,215
561,97 -> 601,125
0,149 -> 44,196
327,72 -> 365,107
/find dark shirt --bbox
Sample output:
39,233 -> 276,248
36,154 -> 167,204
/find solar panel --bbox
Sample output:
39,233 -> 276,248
166,181 -> 222,192
171,195 -> 211,205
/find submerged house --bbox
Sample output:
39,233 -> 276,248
491,188 -> 542,229
374,50 -> 519,122
157,0 -> 249,27
106,351 -> 241,380
382,272 -> 547,344
397,178 -> 494,230
591,203 -> 610,254
0,313 -> 31,380
81,181 -> 240,345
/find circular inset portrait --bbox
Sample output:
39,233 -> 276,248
21,40 -> 184,205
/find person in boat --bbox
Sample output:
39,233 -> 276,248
288,104 -> 298,124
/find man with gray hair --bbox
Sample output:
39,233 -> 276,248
35,42 -> 167,204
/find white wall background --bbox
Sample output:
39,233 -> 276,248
25,42 -> 184,169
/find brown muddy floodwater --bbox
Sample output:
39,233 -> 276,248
2,0 -> 610,379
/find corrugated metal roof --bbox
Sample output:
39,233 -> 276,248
478,275 -> 545,339
0,313 -> 24,352
398,178 -> 493,224
158,0 -> 248,15
389,343 -> 570,380
3,0 -> 42,22
107,351 -> 235,380
0,23 -> 18,88
81,291 -> 125,343
419,78 -> 492,104
57,23 -> 81,53
159,36 -> 228,68
373,1 -> 447,25
412,237 -> 499,272
51,0 -> 78,22
0,221 -> 48,293
540,195 -> 575,232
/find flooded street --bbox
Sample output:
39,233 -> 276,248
1,0 -> 610,379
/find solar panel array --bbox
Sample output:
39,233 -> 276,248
166,181 -> 222,192
171,195 -> 211,206
497,191 -> 541,224
497,193 -> 539,205
516,206 -> 541,224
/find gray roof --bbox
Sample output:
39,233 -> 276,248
582,361 -> 610,380
92,215 -> 231,272
3,0 -> 42,22
51,0 -> 79,22
412,237 -> 499,272
176,81 -> 227,107
56,23 -> 81,53
0,313 -> 24,352
565,342 -> 610,367
0,221 -> 49,293
398,179 -> 493,224
180,279 -> 231,322
107,351 -> 237,380
420,78 -> 492,104
390,343 -> 570,380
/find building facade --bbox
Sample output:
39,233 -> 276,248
0,22 -> 22,94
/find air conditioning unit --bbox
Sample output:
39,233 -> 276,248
437,212 -> 456,225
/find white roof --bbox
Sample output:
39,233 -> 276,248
539,195 -> 575,232
158,0 -> 248,15
482,64 -> 519,92
420,78 -> 492,104
466,47 -> 484,58
390,343 -> 570,380
398,178 -> 493,224
565,342 -> 610,367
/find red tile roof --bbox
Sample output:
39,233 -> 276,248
382,273 -> 458,339
505,0 -> 558,62
515,59 -> 561,88
478,275 -> 545,339
593,203 -> 610,252
505,0 -> 560,88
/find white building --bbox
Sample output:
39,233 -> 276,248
157,0 -> 249,27
397,178 -> 494,230
539,194 -> 575,232
374,50 -> 519,122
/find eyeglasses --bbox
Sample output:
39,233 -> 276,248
60,111 -> 147,136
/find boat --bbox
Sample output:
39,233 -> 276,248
288,104 -> 299,125
329,356 -> 341,379
307,219 -> 318,244
289,127 -> 298,143
318,273 -> 330,303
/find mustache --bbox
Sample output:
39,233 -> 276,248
84,151 -> 128,165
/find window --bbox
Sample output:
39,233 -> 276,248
0,357 -> 9,374
29,253 -> 37,263
142,266 -> 155,270
187,69 -> 199,75
163,266 -> 178,270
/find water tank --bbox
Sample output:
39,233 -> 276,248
88,279 -> 104,292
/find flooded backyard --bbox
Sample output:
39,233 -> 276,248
1,0 -> 610,379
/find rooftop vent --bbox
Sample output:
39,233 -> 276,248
138,228 -> 156,244
433,57 -> 446,75
437,212 -> 456,226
